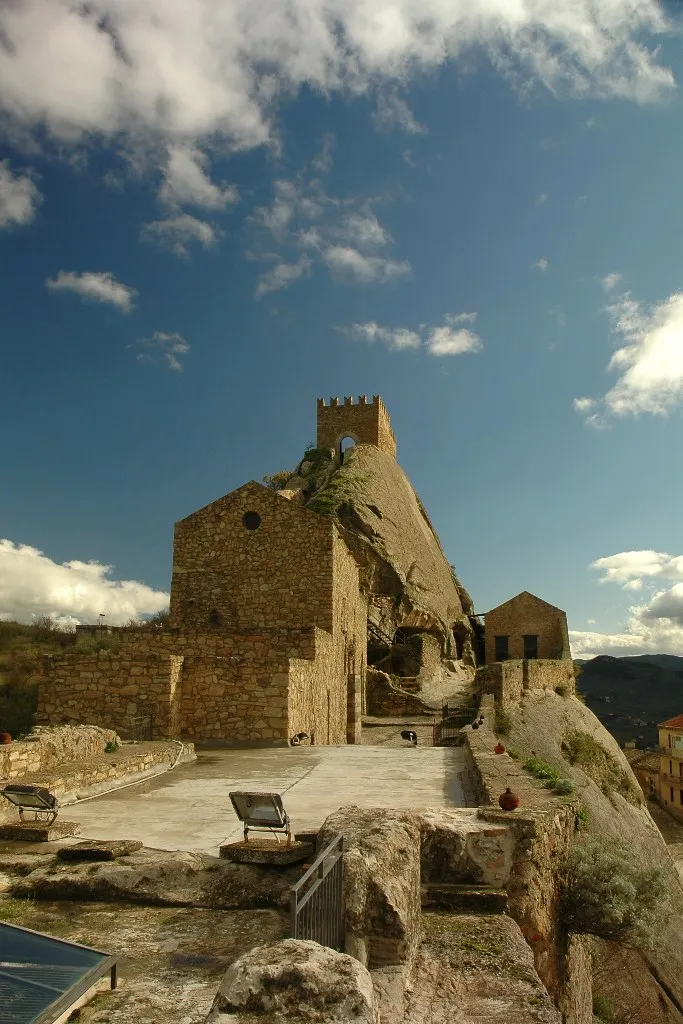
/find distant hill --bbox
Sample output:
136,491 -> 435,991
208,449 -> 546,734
577,654 -> 683,747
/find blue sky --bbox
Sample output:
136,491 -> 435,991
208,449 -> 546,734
2,0 -> 683,658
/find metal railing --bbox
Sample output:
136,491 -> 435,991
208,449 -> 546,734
290,834 -> 344,951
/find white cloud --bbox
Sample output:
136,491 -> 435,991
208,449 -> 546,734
133,331 -> 190,371
570,549 -> 683,657
349,321 -> 421,351
141,214 -> 219,257
574,288 -> 683,422
600,271 -> 622,291
255,256 -> 311,297
533,258 -> 549,272
311,134 -> 335,175
0,539 -> 168,627
323,245 -> 410,284
592,550 -> 683,588
373,91 -> 426,134
159,145 -> 238,210
45,271 -> 137,312
0,0 -> 673,172
0,160 -> 41,228
345,312 -> 483,356
573,397 -> 595,413
535,191 -> 548,206
426,326 -> 482,356
587,618 -> 598,624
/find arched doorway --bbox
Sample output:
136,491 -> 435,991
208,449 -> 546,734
339,435 -> 356,464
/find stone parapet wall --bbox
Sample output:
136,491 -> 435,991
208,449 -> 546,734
316,395 -> 397,458
477,659 -> 575,704
0,725 -> 118,780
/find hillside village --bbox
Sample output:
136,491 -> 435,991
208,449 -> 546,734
1,396 -> 683,1024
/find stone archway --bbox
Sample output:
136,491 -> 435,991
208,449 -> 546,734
338,435 -> 357,464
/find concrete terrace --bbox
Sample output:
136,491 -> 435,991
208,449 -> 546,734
64,744 -> 469,855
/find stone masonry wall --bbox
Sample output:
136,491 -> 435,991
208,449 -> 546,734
366,668 -> 435,718
485,592 -> 571,664
169,482 -> 336,634
316,396 -> 397,459
0,725 -> 118,779
288,532 -> 366,744
478,659 -> 575,703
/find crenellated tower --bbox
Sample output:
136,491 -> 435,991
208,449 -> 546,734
316,395 -> 397,460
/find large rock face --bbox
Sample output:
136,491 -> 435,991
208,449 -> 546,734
499,689 -> 683,1024
281,442 -> 476,691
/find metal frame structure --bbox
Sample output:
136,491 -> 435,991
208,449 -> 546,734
228,791 -> 292,845
290,834 -> 344,951
0,785 -> 59,826
0,921 -> 118,1024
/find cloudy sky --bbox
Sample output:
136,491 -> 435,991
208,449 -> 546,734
2,0 -> 683,657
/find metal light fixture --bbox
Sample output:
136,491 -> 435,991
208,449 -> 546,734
228,791 -> 291,846
1,784 -> 59,825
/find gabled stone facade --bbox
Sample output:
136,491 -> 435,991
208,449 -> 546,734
483,591 -> 571,664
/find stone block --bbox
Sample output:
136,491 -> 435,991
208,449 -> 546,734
219,838 -> 314,865
0,820 -> 81,842
57,839 -> 143,861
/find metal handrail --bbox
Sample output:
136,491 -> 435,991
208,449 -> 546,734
290,834 -> 344,951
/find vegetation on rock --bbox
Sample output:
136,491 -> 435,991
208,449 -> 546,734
560,836 -> 667,948
562,731 -> 643,805
522,757 -> 574,795
262,469 -> 293,490
494,705 -> 512,736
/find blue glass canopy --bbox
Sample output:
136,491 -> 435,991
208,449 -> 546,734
0,921 -> 117,1024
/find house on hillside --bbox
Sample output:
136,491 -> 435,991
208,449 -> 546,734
658,715 -> 683,820
483,591 -> 571,664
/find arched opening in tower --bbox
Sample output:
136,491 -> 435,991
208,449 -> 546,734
339,435 -> 356,464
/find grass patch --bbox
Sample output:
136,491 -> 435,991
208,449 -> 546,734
593,993 -> 619,1023
562,731 -> 643,805
306,469 -> 367,518
523,758 -> 574,795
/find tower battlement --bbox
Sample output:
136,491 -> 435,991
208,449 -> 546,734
316,395 -> 397,458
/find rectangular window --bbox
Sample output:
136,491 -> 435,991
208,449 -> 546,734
523,635 -> 538,660
494,636 -> 509,662
671,787 -> 674,803
670,760 -> 673,777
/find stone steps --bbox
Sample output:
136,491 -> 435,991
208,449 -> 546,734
420,883 -> 509,914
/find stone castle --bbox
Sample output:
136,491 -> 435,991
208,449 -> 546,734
38,396 -> 570,744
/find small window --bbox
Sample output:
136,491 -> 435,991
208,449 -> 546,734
494,636 -> 509,662
243,511 -> 261,530
670,760 -> 673,777
671,787 -> 675,803
208,609 -> 222,627
523,635 -> 538,660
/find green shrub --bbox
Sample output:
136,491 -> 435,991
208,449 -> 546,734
592,993 -> 618,1023
104,741 -> 119,754
552,778 -> 575,795
494,706 -> 512,736
262,469 -> 293,490
0,680 -> 38,737
560,836 -> 667,948
523,757 -> 560,783
576,807 -> 590,831
555,685 -> 568,697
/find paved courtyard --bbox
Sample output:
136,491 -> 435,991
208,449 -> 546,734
66,744 -> 468,855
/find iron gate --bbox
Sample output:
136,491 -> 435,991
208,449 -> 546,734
290,834 -> 344,951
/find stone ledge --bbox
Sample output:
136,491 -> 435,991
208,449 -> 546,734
0,821 -> 80,842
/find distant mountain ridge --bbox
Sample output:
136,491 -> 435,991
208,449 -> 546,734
576,653 -> 683,746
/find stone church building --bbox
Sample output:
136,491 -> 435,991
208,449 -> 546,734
37,399 -> 398,746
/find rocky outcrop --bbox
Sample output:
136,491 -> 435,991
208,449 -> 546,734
281,442 -> 476,687
487,686 -> 683,1024
365,668 -> 436,717
9,847 -> 301,910
206,939 -> 377,1023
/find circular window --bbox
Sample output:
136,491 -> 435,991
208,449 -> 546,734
243,511 -> 261,530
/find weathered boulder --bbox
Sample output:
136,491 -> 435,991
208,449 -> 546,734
319,807 -> 422,970
9,847 -> 301,909
206,938 -> 377,1023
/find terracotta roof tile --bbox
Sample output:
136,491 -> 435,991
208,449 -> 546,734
659,715 -> 683,729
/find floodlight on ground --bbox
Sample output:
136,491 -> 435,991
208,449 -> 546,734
229,791 -> 291,846
1,785 -> 59,825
